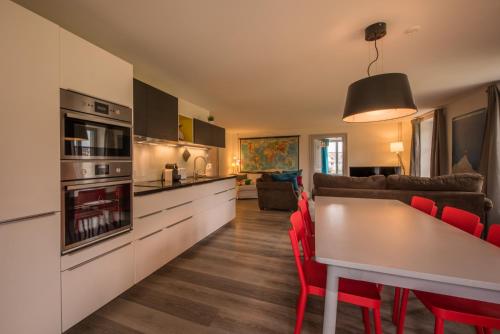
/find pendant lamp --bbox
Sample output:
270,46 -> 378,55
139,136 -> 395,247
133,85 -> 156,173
343,22 -> 417,122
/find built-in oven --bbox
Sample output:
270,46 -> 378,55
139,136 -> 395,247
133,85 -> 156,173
60,89 -> 132,160
61,161 -> 133,254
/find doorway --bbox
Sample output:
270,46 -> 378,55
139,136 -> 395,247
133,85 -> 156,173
309,134 -> 347,191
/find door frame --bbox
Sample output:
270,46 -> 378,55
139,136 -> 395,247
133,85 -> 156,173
308,133 -> 348,192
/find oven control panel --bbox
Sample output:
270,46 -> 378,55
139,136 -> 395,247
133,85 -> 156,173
61,161 -> 132,181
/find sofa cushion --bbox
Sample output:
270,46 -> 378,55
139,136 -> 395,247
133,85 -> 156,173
313,173 -> 386,190
386,173 -> 483,192
271,172 -> 299,191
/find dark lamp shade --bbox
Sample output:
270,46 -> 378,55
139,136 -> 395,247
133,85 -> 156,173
343,73 -> 417,122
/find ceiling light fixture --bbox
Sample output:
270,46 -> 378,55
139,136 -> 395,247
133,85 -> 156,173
343,22 -> 417,123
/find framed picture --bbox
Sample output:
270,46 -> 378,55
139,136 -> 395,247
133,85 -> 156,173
239,135 -> 300,172
452,108 -> 487,173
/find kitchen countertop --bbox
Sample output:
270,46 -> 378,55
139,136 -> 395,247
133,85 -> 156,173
133,175 -> 237,196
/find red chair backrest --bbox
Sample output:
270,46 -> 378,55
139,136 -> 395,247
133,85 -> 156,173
298,199 -> 314,236
474,223 -> 484,238
301,191 -> 309,202
288,228 -> 307,290
441,206 -> 480,236
431,205 -> 438,218
290,211 -> 313,260
411,196 -> 437,217
487,225 -> 500,247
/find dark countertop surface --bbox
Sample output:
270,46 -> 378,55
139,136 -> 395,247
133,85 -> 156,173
134,175 -> 237,196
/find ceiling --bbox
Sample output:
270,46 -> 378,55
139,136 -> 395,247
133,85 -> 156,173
14,0 -> 500,132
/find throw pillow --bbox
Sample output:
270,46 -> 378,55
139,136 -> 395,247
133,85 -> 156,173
271,173 -> 299,191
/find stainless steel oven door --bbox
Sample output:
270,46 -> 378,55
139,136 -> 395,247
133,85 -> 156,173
61,111 -> 132,160
61,178 -> 132,254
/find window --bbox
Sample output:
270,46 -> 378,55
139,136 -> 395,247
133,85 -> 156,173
420,118 -> 433,177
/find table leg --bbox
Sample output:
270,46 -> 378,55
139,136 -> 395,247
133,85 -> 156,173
323,266 -> 340,334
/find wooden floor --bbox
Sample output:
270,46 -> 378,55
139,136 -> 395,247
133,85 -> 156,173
68,199 -> 482,334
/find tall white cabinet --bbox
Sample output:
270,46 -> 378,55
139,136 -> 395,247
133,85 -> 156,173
0,1 -> 61,333
0,0 -> 60,222
60,29 -> 133,107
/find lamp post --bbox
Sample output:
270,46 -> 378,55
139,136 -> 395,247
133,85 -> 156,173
390,141 -> 406,175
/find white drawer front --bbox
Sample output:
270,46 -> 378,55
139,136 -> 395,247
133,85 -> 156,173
164,216 -> 196,263
212,179 -> 236,194
61,231 -> 133,271
134,228 -> 168,282
134,187 -> 193,218
62,243 -> 134,331
134,200 -> 193,239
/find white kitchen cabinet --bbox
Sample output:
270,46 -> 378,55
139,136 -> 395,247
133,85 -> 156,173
164,216 -> 197,262
134,199 -> 193,239
60,28 -> 133,107
61,243 -> 134,332
0,0 -> 60,223
133,178 -> 236,282
0,213 -> 61,334
135,228 -> 169,282
61,231 -> 133,271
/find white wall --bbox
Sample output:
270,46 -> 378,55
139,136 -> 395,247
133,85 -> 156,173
444,86 -> 488,172
222,119 -> 412,192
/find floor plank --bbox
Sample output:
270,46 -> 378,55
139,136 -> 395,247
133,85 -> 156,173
66,199 -> 489,334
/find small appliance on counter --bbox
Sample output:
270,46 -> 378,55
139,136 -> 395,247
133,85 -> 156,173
164,163 -> 182,182
162,168 -> 173,183
177,167 -> 187,180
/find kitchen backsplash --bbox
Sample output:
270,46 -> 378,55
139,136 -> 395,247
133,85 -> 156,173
133,142 -> 219,182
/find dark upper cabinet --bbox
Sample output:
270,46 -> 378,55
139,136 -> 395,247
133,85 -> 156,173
193,119 -> 225,148
133,78 -> 178,141
146,85 -> 178,141
212,124 -> 226,148
133,79 -> 148,137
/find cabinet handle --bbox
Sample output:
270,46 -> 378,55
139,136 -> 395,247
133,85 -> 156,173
0,211 -> 57,225
228,198 -> 236,202
138,228 -> 163,240
165,201 -> 192,211
214,189 -> 228,195
137,210 -> 163,219
166,216 -> 193,229
65,242 -> 132,271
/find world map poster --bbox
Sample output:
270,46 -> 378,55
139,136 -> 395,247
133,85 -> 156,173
240,136 -> 299,172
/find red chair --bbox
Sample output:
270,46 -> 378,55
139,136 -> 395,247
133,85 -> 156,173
393,206 -> 484,326
441,206 -> 480,235
290,211 -> 314,261
393,196 -> 439,323
298,198 -> 315,253
301,191 -> 309,202
396,223 -> 500,334
487,225 -> 500,246
410,196 -> 438,217
298,197 -> 314,235
288,211 -> 383,334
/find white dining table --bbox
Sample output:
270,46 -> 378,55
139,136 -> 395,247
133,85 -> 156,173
314,196 -> 500,334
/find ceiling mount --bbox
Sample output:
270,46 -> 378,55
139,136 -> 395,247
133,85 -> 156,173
365,22 -> 386,41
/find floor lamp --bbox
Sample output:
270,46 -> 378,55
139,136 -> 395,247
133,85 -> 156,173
390,141 -> 406,175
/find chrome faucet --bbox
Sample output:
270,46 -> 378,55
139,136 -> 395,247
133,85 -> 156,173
193,156 -> 208,179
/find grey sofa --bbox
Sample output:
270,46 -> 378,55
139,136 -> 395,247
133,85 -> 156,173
313,173 -> 493,224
